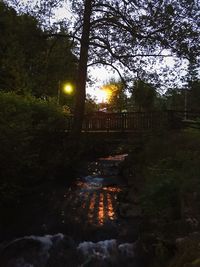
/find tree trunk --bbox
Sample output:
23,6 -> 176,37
72,0 -> 92,136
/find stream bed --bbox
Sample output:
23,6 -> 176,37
0,154 -> 143,267
60,154 -> 128,240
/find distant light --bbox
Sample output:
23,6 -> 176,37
100,85 -> 115,103
63,83 -> 73,94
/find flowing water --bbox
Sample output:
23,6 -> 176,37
60,154 -> 127,239
0,154 -> 141,267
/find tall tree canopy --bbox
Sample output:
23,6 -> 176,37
0,1 -> 77,98
4,0 -> 200,132
74,0 -> 199,131
130,79 -> 157,111
101,79 -> 127,112
71,0 -> 199,70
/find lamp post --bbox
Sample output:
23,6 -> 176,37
63,83 -> 74,94
57,81 -> 74,105
57,80 -> 61,105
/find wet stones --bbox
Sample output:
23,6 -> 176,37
77,239 -> 135,267
0,234 -> 77,267
0,235 -> 138,267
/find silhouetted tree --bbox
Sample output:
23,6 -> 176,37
5,0 -> 200,133
0,2 -> 77,98
131,80 -> 157,111
164,87 -> 185,110
186,60 -> 200,111
103,79 -> 127,112
70,0 -> 200,132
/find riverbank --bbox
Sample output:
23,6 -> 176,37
1,128 -> 200,266
0,133 -> 123,243
119,128 -> 200,266
0,151 -> 143,266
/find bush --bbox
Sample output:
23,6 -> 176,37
136,129 -> 200,221
0,92 -> 71,205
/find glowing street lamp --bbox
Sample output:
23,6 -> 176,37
63,83 -> 73,94
57,81 -> 74,105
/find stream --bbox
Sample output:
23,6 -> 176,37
61,154 -> 127,240
0,154 -> 142,267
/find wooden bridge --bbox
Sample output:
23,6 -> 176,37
65,110 -> 200,133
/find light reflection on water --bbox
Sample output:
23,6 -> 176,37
75,182 -> 122,226
82,192 -> 89,209
102,186 -> 122,193
63,154 -> 127,227
98,193 -> 104,225
99,154 -> 128,161
88,193 -> 96,223
107,193 -> 115,220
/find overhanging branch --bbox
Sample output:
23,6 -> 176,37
87,60 -> 126,85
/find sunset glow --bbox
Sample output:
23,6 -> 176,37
94,85 -> 116,103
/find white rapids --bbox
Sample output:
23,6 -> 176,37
0,235 -> 136,267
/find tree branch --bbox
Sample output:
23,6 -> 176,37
87,60 -> 126,85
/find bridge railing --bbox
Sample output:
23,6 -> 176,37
64,110 -> 200,132
81,111 -> 170,132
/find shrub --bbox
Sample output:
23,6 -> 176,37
0,92 -> 71,205
138,129 -> 200,221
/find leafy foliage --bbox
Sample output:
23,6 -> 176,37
0,92 -> 72,206
5,0 -> 200,132
138,129 -> 200,220
85,93 -> 98,114
130,80 -> 157,111
0,1 -> 77,98
164,88 -> 185,110
102,79 -> 127,112
69,0 -> 200,78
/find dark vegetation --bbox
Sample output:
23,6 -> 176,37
0,0 -> 200,265
0,92 -> 108,196
0,1 -> 77,101
0,2 -> 77,209
121,128 -> 200,266
0,93 -> 69,208
140,129 -> 200,222
0,91 -> 110,242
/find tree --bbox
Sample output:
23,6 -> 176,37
164,87 -> 185,111
72,0 -> 93,134
186,60 -> 200,111
85,93 -> 98,114
102,79 -> 127,112
70,0 -> 200,132
131,80 -> 157,111
0,1 -> 77,98
0,2 -> 45,93
41,27 -> 78,98
5,0 -> 200,133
